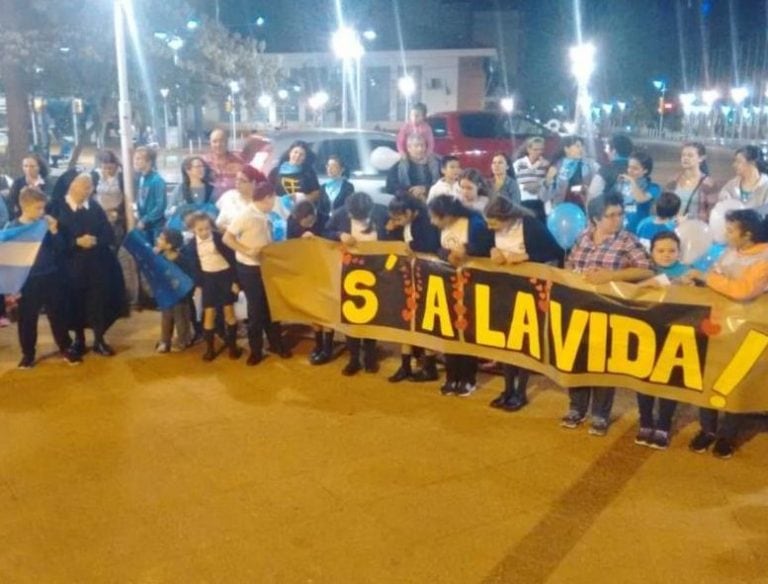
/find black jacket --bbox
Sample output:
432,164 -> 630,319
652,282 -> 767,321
385,201 -> 441,254
519,215 -> 565,265
323,180 -> 355,211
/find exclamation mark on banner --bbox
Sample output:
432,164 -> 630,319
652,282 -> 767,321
710,330 -> 768,408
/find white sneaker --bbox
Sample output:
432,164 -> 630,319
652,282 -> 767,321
155,341 -> 170,354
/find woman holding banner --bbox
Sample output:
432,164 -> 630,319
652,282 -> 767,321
484,196 -> 563,411
561,192 -> 653,436
428,194 -> 494,397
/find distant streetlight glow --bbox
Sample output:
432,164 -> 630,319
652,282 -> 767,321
257,93 -> 273,109
308,91 -> 330,110
500,97 -> 514,113
702,89 -> 719,107
731,86 -> 749,105
331,26 -> 364,129
332,26 -> 364,60
363,29 -> 377,41
679,93 -> 696,114
186,19 -> 199,31
255,16 -> 265,27
277,89 -> 289,101
398,75 -> 416,98
569,42 -> 596,135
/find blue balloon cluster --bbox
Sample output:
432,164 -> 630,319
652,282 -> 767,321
546,203 -> 588,250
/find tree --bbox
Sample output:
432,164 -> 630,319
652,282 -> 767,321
0,0 -> 279,171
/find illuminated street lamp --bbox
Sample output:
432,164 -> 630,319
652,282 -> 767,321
500,97 -> 515,114
569,42 -> 596,135
167,35 -> 184,65
308,90 -> 330,126
398,75 -> 417,120
652,79 -> 667,134
258,93 -> 273,125
331,26 -> 364,128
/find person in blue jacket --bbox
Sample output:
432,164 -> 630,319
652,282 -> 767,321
133,146 -> 167,243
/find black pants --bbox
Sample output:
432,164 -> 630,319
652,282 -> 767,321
237,264 -> 281,354
568,386 -> 615,421
445,354 -> 477,384
521,199 -> 546,223
637,393 -> 678,432
17,272 -> 71,357
699,408 -> 741,441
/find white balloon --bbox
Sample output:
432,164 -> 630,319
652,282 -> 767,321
709,199 -> 746,244
369,146 -> 400,172
676,219 -> 714,264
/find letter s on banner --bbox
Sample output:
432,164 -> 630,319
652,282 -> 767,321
342,269 -> 379,324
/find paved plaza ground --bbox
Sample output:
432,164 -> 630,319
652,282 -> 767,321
0,311 -> 766,583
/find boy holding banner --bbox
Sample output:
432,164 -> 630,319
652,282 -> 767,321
6,188 -> 80,368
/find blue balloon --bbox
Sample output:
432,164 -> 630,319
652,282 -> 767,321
692,242 -> 727,272
547,202 -> 588,250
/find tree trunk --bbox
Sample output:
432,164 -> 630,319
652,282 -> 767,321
0,59 -> 31,170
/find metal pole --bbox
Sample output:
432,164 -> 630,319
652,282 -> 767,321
341,61 -> 348,129
72,101 -> 79,146
30,99 -> 38,147
114,0 -> 135,230
658,89 -> 665,135
162,99 -> 169,148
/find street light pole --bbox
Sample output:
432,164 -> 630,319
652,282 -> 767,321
114,0 -> 135,230
160,88 -> 170,148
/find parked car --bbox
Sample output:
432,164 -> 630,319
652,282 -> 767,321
427,111 -> 606,175
242,129 -> 399,206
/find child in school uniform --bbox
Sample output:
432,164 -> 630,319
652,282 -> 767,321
635,191 -> 681,250
9,187 -> 80,368
325,192 -> 389,375
634,231 -> 690,449
154,228 -> 194,353
223,176 -> 290,366
427,156 -> 462,201
185,212 -> 242,362
385,195 -> 442,382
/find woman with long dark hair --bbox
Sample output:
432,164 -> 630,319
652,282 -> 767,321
543,135 -> 599,210
458,168 -> 492,213
489,152 -> 521,204
427,194 -> 494,397
270,140 -> 321,219
484,197 -> 562,410
167,156 -> 217,231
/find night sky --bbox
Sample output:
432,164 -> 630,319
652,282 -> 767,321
208,0 -> 768,111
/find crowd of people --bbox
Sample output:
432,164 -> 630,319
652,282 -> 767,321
2,103 -> 768,460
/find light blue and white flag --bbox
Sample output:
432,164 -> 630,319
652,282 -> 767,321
0,220 -> 48,294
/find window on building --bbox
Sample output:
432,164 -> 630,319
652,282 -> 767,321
459,113 -> 508,139
365,67 -> 391,122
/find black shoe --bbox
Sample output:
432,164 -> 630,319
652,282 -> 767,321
489,392 -> 508,408
17,355 -> 35,369
310,350 -> 331,365
455,382 -> 477,397
364,360 -> 379,374
388,366 -> 412,383
93,341 -> 115,357
411,366 -> 439,382
60,349 -> 82,365
229,346 -> 243,360
440,381 -> 457,396
712,438 -> 734,459
202,347 -> 216,362
500,395 -> 528,412
71,340 -> 86,356
246,352 -> 263,366
689,431 -> 717,453
342,360 -> 362,376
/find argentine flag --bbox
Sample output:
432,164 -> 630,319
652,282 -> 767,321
0,219 -> 48,294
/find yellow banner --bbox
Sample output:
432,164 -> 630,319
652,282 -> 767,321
261,239 -> 768,413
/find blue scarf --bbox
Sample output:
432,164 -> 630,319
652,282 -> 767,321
324,178 -> 344,202
279,162 -> 302,175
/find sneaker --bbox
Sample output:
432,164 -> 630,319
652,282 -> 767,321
712,438 -> 734,459
455,382 -> 476,397
60,349 -> 82,365
155,342 -> 171,354
440,381 -> 457,396
650,430 -> 671,450
688,431 -> 717,453
589,418 -> 609,437
560,411 -> 587,429
17,355 -> 35,369
634,427 -> 655,447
